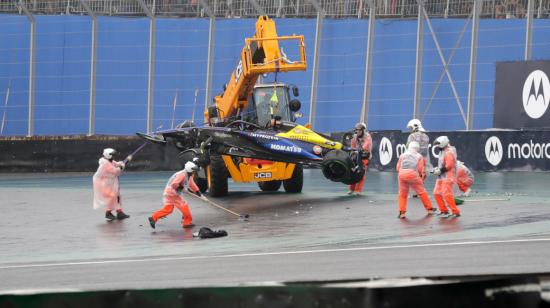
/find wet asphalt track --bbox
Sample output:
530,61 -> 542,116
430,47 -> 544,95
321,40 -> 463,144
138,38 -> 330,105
1,170 -> 550,292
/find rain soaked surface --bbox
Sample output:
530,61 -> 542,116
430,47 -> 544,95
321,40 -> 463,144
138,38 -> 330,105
0,170 -> 550,291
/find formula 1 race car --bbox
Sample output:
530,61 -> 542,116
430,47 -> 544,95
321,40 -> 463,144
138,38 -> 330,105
138,120 -> 367,196
138,16 -> 369,197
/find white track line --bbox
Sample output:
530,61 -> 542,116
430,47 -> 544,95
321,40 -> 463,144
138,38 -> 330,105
0,288 -> 82,295
1,237 -> 550,270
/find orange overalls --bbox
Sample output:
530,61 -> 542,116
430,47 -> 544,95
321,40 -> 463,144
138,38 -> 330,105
151,170 -> 200,227
397,151 -> 434,214
433,147 -> 460,215
348,132 -> 373,193
456,163 -> 474,193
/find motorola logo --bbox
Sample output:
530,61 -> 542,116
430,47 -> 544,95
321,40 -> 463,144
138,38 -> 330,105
485,136 -> 503,166
522,70 -> 550,119
379,137 -> 393,166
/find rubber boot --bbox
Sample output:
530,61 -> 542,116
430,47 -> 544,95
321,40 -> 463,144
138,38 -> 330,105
426,208 -> 437,215
116,210 -> 130,220
148,217 -> 156,229
105,211 -> 116,221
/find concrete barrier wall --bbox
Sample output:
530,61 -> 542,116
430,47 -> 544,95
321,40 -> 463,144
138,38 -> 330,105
2,130 -> 549,172
0,136 -> 181,172
0,276 -> 543,308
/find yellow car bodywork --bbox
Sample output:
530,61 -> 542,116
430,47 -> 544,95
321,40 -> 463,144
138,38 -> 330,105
224,124 -> 343,183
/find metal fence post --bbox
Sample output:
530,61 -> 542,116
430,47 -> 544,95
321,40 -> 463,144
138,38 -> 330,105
308,0 -> 324,129
89,14 -> 97,136
19,0 -> 35,137
19,0 -> 36,137
137,0 -> 155,132
360,0 -> 375,126
147,18 -> 156,132
200,0 -> 215,116
413,0 -> 423,119
525,0 -> 534,60
78,0 -> 97,136
466,0 -> 481,130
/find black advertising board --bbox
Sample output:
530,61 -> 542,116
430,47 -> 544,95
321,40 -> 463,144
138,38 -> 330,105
494,60 -> 550,129
334,130 -> 550,172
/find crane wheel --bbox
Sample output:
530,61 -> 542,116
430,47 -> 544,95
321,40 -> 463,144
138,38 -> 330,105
283,164 -> 303,193
258,180 -> 282,192
208,155 -> 229,197
193,174 -> 208,193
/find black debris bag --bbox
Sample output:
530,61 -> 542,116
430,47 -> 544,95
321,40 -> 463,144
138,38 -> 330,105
194,227 -> 228,239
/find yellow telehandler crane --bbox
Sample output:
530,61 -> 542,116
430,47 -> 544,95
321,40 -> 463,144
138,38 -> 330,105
203,15 -> 307,197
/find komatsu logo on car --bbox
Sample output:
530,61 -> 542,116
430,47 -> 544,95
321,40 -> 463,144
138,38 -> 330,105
250,133 -> 279,140
254,172 -> 272,179
270,144 -> 302,153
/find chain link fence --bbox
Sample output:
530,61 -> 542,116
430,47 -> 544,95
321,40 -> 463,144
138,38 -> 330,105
0,0 -> 546,18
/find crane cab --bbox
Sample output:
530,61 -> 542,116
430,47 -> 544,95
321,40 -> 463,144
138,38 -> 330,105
242,83 -> 302,127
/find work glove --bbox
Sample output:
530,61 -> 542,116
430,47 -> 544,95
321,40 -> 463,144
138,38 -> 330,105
361,151 -> 371,160
126,155 -> 133,162
188,188 -> 202,197
432,167 -> 441,176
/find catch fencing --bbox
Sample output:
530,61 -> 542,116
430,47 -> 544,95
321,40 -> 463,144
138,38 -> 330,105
1,0 -> 550,136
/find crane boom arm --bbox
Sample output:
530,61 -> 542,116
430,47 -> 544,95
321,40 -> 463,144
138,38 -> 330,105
205,16 -> 307,124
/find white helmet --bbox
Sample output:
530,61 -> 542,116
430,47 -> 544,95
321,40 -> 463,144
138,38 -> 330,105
103,148 -> 116,160
434,136 -> 450,149
408,141 -> 420,153
184,161 -> 199,173
407,119 -> 424,132
355,122 -> 367,131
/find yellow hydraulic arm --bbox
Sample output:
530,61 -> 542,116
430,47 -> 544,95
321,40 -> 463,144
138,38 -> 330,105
205,15 -> 307,123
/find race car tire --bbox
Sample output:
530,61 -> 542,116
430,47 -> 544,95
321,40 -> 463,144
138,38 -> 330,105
208,155 -> 228,197
321,149 -> 363,185
321,150 -> 352,182
258,180 -> 282,192
194,174 -> 208,193
283,164 -> 303,193
340,166 -> 364,185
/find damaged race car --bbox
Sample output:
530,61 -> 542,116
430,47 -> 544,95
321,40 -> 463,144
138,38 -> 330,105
138,119 -> 368,197
138,16 -> 368,197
